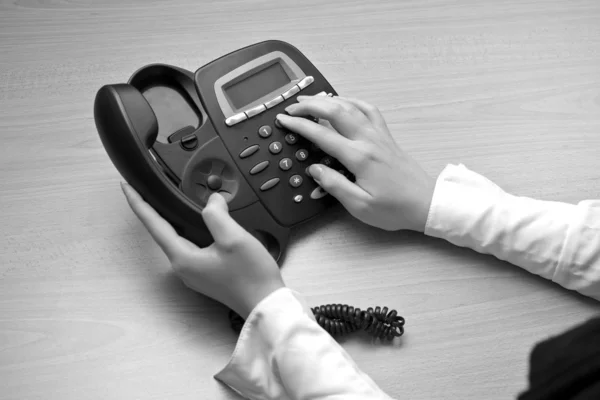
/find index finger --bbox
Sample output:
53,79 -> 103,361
284,96 -> 370,140
121,182 -> 185,260
275,113 -> 359,167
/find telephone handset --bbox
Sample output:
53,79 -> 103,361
94,40 -> 405,341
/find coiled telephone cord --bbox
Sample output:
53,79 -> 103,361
229,304 -> 405,341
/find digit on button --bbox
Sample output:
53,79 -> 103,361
295,149 -> 308,161
285,133 -> 298,145
269,141 -> 282,154
258,125 -> 272,138
279,158 -> 292,171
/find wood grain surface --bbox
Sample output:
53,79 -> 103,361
1,1 -> 599,399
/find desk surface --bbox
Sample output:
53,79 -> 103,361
1,1 -> 599,399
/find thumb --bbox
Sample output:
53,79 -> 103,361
308,164 -> 371,212
201,193 -> 246,246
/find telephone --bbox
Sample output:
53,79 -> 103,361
93,40 -> 405,341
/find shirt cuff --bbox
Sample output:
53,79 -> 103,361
423,164 -> 600,299
214,287 -> 392,400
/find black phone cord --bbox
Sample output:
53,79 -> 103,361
228,304 -> 405,341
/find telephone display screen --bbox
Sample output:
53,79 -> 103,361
225,62 -> 290,109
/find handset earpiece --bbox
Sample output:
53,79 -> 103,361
94,84 -> 158,149
93,83 -> 214,249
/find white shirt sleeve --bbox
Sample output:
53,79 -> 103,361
424,164 -> 600,300
214,287 -> 395,400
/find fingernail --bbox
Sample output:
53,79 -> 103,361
296,95 -> 307,101
310,164 -> 323,179
284,103 -> 297,112
276,114 -> 289,126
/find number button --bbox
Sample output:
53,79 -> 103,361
279,158 -> 292,171
258,125 -> 272,138
269,141 -> 283,154
285,133 -> 298,145
295,149 -> 309,161
289,175 -> 303,188
320,156 -> 334,167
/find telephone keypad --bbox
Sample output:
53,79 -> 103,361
228,91 -> 347,227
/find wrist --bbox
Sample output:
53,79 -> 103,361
237,278 -> 286,319
408,174 -> 437,233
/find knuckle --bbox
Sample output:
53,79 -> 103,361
352,198 -> 373,218
171,254 -> 192,276
330,102 -> 355,117
352,143 -> 378,168
218,234 -> 246,252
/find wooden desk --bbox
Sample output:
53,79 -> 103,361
1,1 -> 599,399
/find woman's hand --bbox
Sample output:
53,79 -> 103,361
121,182 -> 285,319
276,95 -> 436,232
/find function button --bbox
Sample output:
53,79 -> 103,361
260,178 -> 280,191
320,156 -> 334,167
295,149 -> 309,161
225,112 -> 248,126
289,175 -> 303,188
168,125 -> 196,143
240,144 -> 259,158
180,134 -> 198,150
269,141 -> 283,154
279,158 -> 292,171
265,95 -> 284,109
207,175 -> 222,190
285,133 -> 298,145
245,104 -> 266,118
297,76 -> 314,89
310,186 -> 328,199
250,160 -> 269,175
282,85 -> 300,99
258,125 -> 272,138
294,195 -> 303,203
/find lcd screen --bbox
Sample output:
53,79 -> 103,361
225,62 -> 290,109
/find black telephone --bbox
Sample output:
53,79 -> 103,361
93,40 -> 405,341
